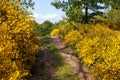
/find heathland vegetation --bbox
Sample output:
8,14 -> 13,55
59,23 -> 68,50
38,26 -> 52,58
51,0 -> 120,79
0,0 -> 120,80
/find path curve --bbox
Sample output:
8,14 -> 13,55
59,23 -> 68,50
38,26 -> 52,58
52,36 -> 95,80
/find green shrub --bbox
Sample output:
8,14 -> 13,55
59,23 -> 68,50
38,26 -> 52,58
34,20 -> 53,36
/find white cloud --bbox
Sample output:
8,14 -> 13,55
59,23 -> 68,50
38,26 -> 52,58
42,13 -> 58,19
33,13 -> 62,23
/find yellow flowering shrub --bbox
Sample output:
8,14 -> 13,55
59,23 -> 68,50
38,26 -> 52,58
103,21 -> 120,31
64,30 -> 83,46
76,24 -> 120,80
58,21 -> 79,39
50,29 -> 59,37
0,1 -> 38,80
64,24 -> 95,46
58,23 -> 120,79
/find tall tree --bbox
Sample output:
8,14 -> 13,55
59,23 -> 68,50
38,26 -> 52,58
104,0 -> 120,10
51,0 -> 106,23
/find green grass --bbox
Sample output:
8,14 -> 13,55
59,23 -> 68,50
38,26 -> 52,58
55,64 -> 79,80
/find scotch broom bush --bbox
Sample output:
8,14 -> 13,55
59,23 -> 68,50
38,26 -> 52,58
58,21 -> 79,39
76,24 -> 120,79
50,29 -> 59,37
64,30 -> 83,46
57,22 -> 120,80
0,0 -> 38,79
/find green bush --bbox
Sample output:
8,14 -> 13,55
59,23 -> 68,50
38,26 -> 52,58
34,20 -> 54,36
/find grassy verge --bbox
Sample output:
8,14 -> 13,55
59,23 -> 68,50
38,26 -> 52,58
55,64 -> 79,80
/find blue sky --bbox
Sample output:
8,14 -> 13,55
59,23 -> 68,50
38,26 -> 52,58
31,0 -> 106,24
32,0 -> 65,23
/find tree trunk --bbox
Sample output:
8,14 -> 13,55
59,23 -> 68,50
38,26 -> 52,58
84,4 -> 88,23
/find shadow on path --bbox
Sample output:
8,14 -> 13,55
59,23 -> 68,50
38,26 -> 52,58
28,37 -> 64,80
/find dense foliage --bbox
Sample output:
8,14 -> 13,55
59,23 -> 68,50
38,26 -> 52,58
51,22 -> 120,79
106,9 -> 120,22
52,0 -> 120,23
0,1 -> 38,79
34,20 -> 59,37
51,0 -> 105,23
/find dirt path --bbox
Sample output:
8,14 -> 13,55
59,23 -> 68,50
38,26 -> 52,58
28,36 -> 94,80
52,36 -> 95,80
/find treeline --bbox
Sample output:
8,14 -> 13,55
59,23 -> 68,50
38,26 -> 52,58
50,0 -> 120,80
34,20 -> 59,37
51,0 -> 120,23
0,0 -> 38,79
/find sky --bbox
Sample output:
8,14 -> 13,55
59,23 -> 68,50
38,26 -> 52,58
31,0 -> 106,24
32,0 -> 65,24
